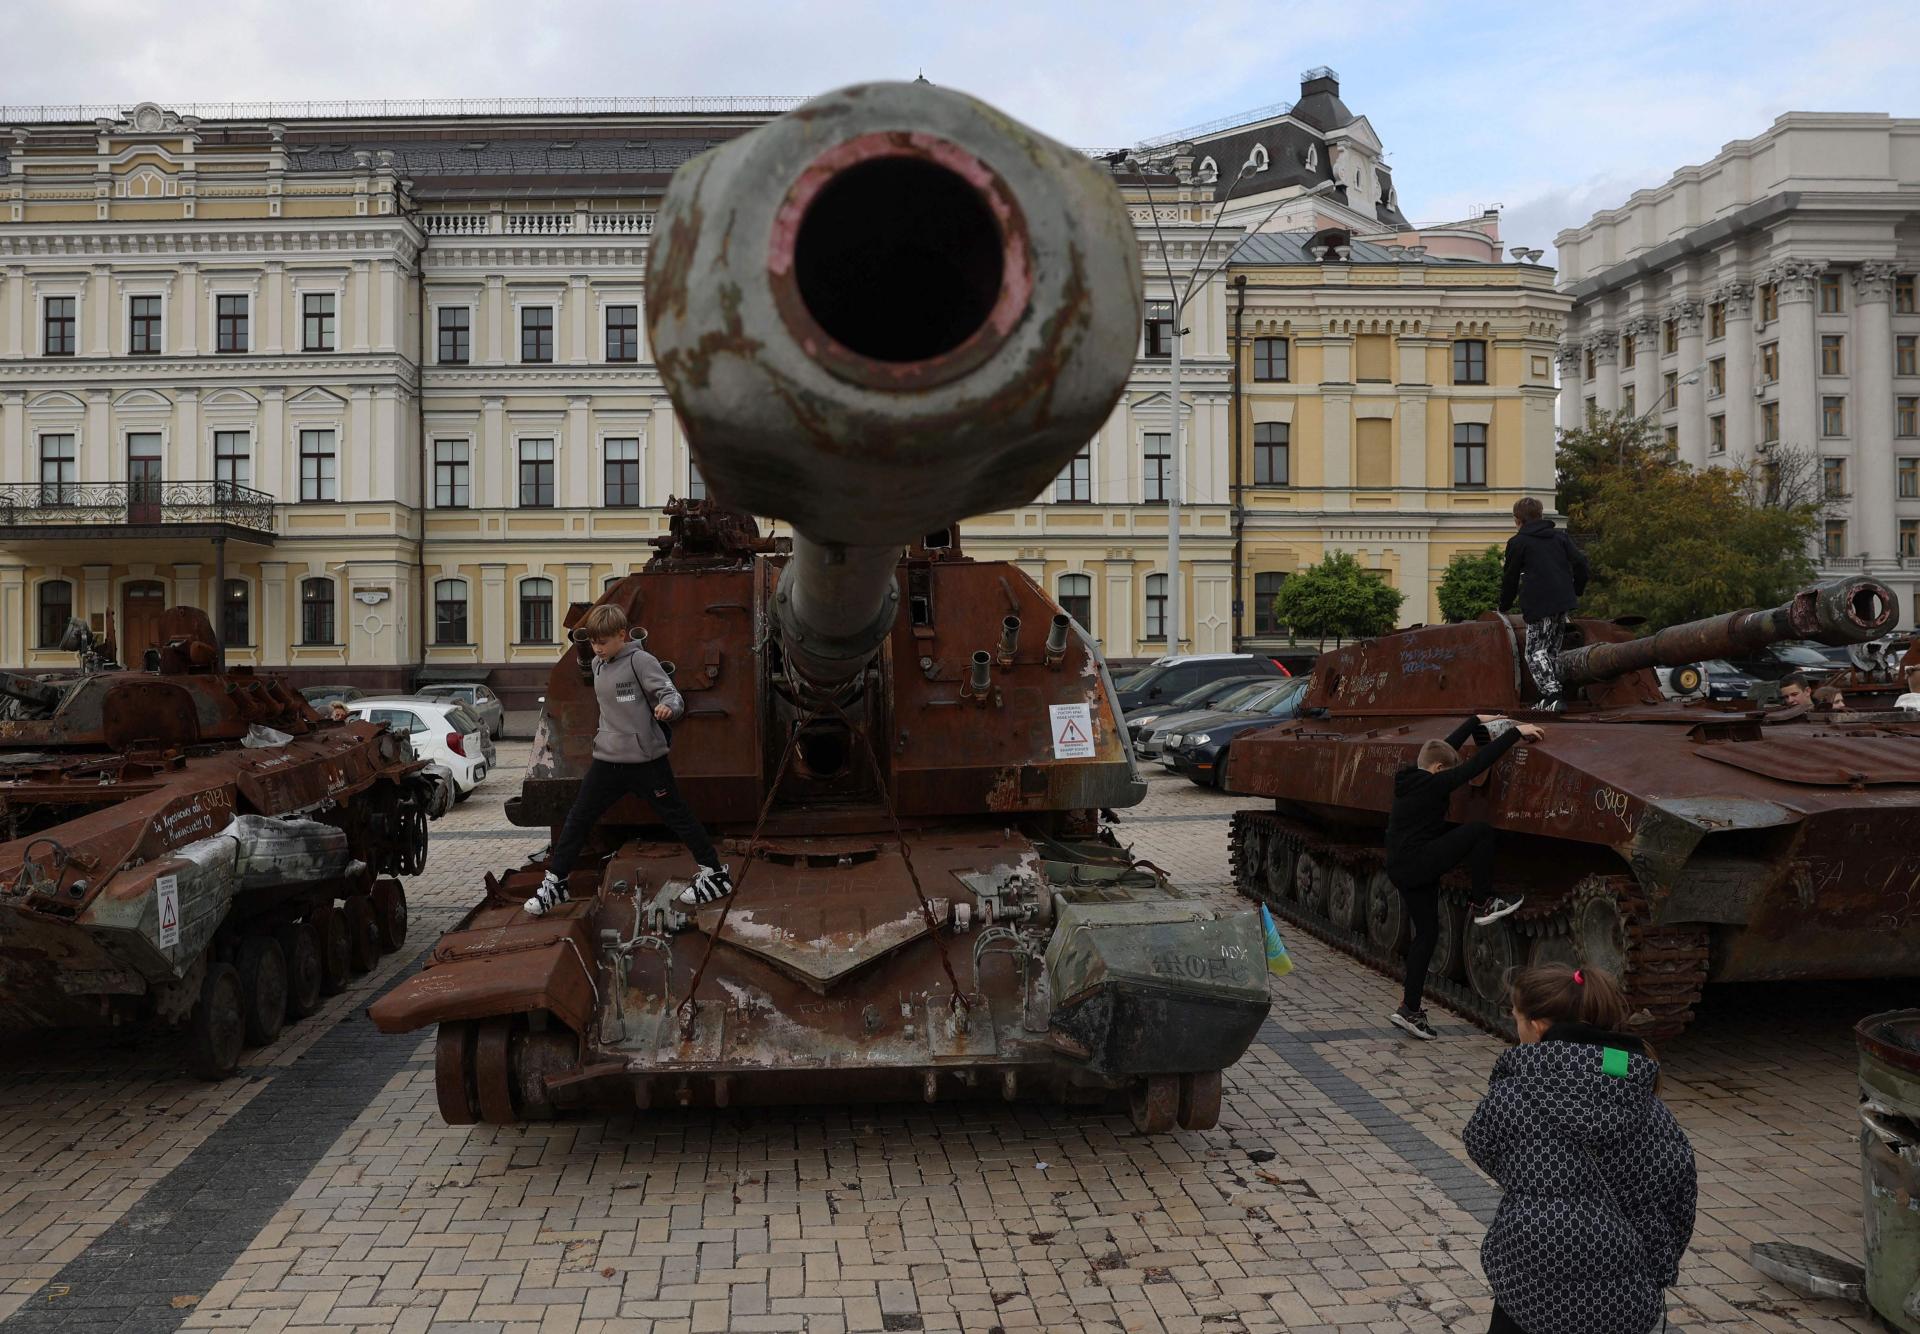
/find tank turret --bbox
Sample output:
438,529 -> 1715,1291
647,80 -> 1141,691
1558,575 -> 1896,690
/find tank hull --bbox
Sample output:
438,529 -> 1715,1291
1224,605 -> 1920,1038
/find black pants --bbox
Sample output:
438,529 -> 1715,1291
550,757 -> 721,880
1389,821 -> 1496,1012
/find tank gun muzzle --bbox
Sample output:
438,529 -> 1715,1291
1557,576 -> 1899,689
647,81 -> 1141,690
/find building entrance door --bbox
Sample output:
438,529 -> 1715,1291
128,433 -> 163,524
122,581 -> 166,658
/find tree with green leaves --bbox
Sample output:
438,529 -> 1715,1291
1578,462 -> 1817,627
1272,550 -> 1405,642
1554,406 -> 1668,526
1436,547 -> 1504,623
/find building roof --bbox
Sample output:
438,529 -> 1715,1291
284,137 -> 730,178
1232,232 -> 1462,265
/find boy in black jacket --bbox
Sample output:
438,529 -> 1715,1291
1386,713 -> 1542,1039
1498,496 -> 1588,711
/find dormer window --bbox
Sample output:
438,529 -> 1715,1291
1304,144 -> 1317,172
1197,156 -> 1218,181
1248,143 -> 1270,173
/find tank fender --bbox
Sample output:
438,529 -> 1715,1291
368,915 -> 598,1037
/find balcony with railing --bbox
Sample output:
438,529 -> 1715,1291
0,481 -> 276,542
422,210 -> 655,236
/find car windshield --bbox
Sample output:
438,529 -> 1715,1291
1213,681 -> 1282,711
1702,660 -> 1744,677
1171,677 -> 1262,710
445,705 -> 483,733
1260,680 -> 1309,714
1770,645 -> 1833,666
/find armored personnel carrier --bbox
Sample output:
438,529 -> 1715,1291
369,81 -> 1270,1132
0,607 -> 432,1076
1225,578 -> 1918,1037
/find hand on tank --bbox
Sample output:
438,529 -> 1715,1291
1516,723 -> 1545,741
653,703 -> 672,721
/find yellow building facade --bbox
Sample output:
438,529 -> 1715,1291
1227,235 -> 1569,640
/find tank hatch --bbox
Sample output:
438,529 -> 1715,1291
1695,735 -> 1920,786
697,888 -> 932,995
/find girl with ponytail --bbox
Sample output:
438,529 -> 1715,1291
1463,964 -> 1697,1333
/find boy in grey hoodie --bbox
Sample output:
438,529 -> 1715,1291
524,603 -> 732,915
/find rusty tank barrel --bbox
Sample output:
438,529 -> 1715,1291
646,81 -> 1142,690
1558,575 -> 1899,689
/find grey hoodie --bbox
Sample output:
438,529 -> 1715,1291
591,640 -> 684,763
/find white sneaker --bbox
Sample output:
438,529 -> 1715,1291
676,865 -> 734,910
1472,896 -> 1524,926
523,870 -> 566,917
1390,1007 -> 1437,1040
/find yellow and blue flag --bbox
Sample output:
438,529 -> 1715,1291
1260,904 -> 1294,977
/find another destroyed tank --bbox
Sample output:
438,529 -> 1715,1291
369,81 -> 1271,1132
0,607 -> 434,1076
1225,577 -> 1919,1038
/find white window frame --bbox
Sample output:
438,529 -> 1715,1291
37,288 -> 83,357
299,573 -> 339,646
212,428 -> 253,492
432,576 -> 472,646
122,288 -> 168,357
515,436 -> 558,508
600,297 -> 643,365
599,432 -> 645,508
431,302 -> 477,366
431,437 -> 474,510
299,289 -> 341,353
517,575 -> 557,645
297,427 -> 339,502
210,288 -> 254,354
514,299 -> 559,365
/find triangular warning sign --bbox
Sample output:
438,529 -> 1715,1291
159,896 -> 178,931
1058,718 -> 1088,744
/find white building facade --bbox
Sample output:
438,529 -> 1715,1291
1556,112 -> 1920,623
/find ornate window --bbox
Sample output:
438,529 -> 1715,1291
300,578 -> 335,646
299,430 -> 336,501
605,305 -> 639,362
437,307 -> 470,364
1253,337 -> 1288,382
1453,340 -> 1487,385
36,580 -> 72,649
1452,423 -> 1488,487
434,579 -> 468,645
214,431 -> 251,495
518,440 -> 555,507
604,438 -> 641,507
302,293 -> 336,352
1143,433 -> 1171,503
519,578 -> 555,644
520,306 -> 554,363
216,294 -> 249,353
433,441 -> 470,509
43,297 -> 75,356
1249,143 -> 1270,173
1057,573 -> 1092,632
130,295 -> 163,354
1253,423 -> 1289,486
38,435 -> 76,505
1144,574 -> 1168,640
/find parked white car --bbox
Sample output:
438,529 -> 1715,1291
348,696 -> 495,798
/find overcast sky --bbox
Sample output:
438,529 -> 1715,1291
5,0 -> 1916,261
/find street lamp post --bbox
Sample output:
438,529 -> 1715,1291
1131,162 -> 1328,655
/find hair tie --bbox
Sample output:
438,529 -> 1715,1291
1573,969 -> 1585,985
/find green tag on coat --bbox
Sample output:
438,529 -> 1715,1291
1601,1047 -> 1631,1078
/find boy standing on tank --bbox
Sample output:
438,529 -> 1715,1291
1465,963 -> 1697,1334
1386,714 -> 1542,1039
1499,496 -> 1589,711
524,604 -> 732,916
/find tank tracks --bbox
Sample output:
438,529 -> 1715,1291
1228,810 -> 1710,1039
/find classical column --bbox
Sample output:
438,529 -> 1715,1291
1853,262 -> 1899,561
1672,299 -> 1706,465
0,565 -> 24,668
2,266 -> 22,359
1398,390 -> 1428,490
568,274 -> 589,364
0,391 -> 24,481
482,396 -> 507,509
1104,563 -> 1134,655
1555,343 -> 1584,426
87,265 -> 111,357
1769,260 -> 1825,451
176,263 -> 200,357
351,260 -> 372,352
258,560 -> 289,665
83,389 -> 110,482
262,261 -> 285,355
1589,328 -> 1620,411
260,386 -> 286,497
479,564 -> 508,662
565,394 -> 591,505
347,385 -> 373,503
485,275 -> 505,365
1715,283 -> 1755,460
1624,314 -> 1661,420
175,387 -> 200,477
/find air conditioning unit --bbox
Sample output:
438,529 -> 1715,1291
1754,385 -> 1767,397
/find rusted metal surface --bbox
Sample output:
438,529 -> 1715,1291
1226,579 -> 1919,1037
382,83 -> 1265,1127
0,607 -> 431,1065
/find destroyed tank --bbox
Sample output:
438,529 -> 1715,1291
1225,577 -> 1919,1037
369,81 -> 1270,1132
0,607 -> 433,1076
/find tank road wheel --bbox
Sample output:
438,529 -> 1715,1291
186,962 -> 247,1080
234,935 -> 288,1047
1527,928 -> 1579,970
373,879 -> 409,952
1128,1075 -> 1179,1134
1364,871 -> 1407,956
1296,853 -> 1329,918
1231,819 -> 1267,902
1466,916 -> 1522,1004
435,1021 -> 480,1126
1264,835 -> 1297,902
472,1016 -> 520,1124
1324,865 -> 1365,933
1571,887 -> 1629,978
315,908 -> 351,996
342,895 -> 380,974
1177,1071 -> 1223,1131
278,922 -> 324,1020
1430,894 -> 1468,984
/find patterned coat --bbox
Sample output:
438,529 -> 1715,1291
1463,1022 -> 1697,1334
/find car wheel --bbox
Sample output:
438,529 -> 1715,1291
1211,748 -> 1229,788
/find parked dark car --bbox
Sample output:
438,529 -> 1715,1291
1719,641 -> 1837,684
1114,654 -> 1284,713
1162,677 -> 1312,788
1656,659 -> 1757,702
1126,675 -> 1280,758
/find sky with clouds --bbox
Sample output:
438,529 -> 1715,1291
4,0 -> 1916,262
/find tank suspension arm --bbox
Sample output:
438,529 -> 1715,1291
1557,575 -> 1898,689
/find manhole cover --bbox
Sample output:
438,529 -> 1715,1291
1749,1241 -> 1864,1303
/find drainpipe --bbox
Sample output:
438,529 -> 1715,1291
1230,273 -> 1247,648
402,197 -> 429,697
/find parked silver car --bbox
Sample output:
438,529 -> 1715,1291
415,683 -> 505,738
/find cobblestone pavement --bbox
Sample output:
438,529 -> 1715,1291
0,744 -> 1887,1333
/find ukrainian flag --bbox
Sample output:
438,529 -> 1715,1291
1260,904 -> 1294,977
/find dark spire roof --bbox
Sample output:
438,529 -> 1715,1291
1290,66 -> 1354,132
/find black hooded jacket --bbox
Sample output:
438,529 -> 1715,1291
1464,1021 -> 1698,1334
1499,519 -> 1589,621
1384,715 -> 1520,878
